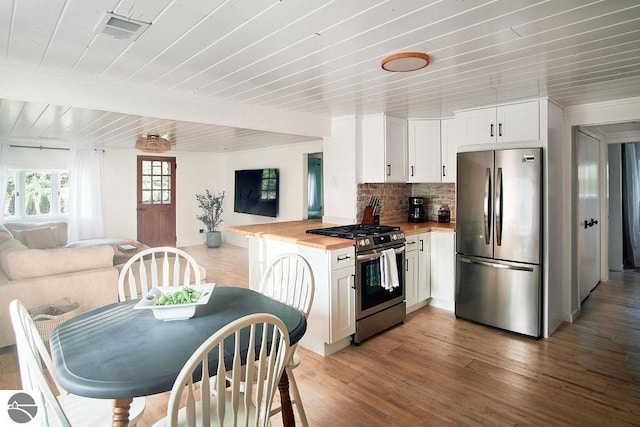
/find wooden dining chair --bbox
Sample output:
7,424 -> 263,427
9,299 -> 146,427
259,253 -> 315,427
153,313 -> 290,427
118,246 -> 203,301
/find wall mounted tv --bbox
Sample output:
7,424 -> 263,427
234,168 -> 279,218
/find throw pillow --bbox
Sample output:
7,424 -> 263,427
22,226 -> 59,249
11,229 -> 26,245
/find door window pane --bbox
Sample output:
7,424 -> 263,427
141,159 -> 172,205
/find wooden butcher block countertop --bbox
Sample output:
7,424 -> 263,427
226,219 -> 455,250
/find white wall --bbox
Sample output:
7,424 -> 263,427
2,145 -> 69,169
103,149 -> 224,247
322,116 -> 359,224
4,140 -> 322,247
2,146 -> 222,246
223,140 -> 323,247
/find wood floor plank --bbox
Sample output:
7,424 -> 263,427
3,245 -> 640,426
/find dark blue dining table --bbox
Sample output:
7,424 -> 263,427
50,286 -> 307,427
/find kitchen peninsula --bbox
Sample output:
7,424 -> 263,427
226,219 -> 455,356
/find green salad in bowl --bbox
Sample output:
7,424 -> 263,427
154,287 -> 201,306
134,284 -> 215,320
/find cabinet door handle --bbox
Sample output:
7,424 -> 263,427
419,239 -> 424,252
387,164 -> 391,176
406,259 -> 409,271
442,165 -> 446,177
410,165 -> 414,177
498,123 -> 503,137
490,123 -> 494,137
351,274 -> 356,289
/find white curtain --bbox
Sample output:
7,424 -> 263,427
0,144 -> 8,223
68,149 -> 105,242
623,143 -> 640,267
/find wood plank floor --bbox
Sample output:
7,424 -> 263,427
2,244 -> 639,426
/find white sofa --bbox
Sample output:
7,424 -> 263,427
0,221 -> 207,348
0,222 -> 119,348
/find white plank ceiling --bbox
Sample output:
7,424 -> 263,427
1,0 -> 640,152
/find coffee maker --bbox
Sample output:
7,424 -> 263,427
408,197 -> 426,222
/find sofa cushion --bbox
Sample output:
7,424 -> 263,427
2,245 -> 115,280
0,239 -> 29,276
5,222 -> 68,246
10,229 -> 26,245
0,225 -> 13,246
22,226 -> 59,249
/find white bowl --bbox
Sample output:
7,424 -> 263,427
133,284 -> 215,321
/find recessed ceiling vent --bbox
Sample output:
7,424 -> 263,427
96,12 -> 150,41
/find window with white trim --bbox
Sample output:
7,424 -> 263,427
4,169 -> 69,220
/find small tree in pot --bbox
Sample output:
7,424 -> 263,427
196,190 -> 225,248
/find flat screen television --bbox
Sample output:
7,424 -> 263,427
234,168 -> 279,217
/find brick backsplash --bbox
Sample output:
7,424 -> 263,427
411,183 -> 456,222
356,182 -> 456,223
357,183 -> 411,222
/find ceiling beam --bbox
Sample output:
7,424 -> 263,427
0,64 -> 331,139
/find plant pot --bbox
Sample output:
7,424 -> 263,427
206,231 -> 222,248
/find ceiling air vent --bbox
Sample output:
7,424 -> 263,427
96,12 -> 150,41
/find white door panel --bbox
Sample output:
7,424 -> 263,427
578,131 -> 601,302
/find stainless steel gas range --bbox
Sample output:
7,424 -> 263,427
306,224 -> 406,344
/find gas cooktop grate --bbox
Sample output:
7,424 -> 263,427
306,224 -> 400,239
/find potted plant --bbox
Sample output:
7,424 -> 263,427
196,189 -> 225,248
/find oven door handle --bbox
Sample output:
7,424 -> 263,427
356,246 -> 405,261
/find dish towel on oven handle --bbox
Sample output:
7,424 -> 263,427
380,248 -> 400,291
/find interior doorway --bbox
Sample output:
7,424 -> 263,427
611,142 -> 640,271
307,153 -> 323,219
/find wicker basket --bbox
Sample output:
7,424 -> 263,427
29,298 -> 81,342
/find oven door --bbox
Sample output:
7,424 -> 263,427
356,245 -> 405,320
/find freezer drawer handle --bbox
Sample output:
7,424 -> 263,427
459,257 -> 534,272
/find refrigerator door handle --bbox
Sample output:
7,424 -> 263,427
496,167 -> 503,246
459,257 -> 534,272
484,168 -> 492,245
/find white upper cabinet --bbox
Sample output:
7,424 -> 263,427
440,118 -> 457,183
406,118 -> 458,184
361,115 -> 407,183
456,100 -> 540,146
407,119 -> 441,183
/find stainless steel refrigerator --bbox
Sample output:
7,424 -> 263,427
455,148 -> 542,338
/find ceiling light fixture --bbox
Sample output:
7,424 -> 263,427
381,52 -> 429,72
135,134 -> 171,153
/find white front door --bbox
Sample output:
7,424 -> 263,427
577,130 -> 601,302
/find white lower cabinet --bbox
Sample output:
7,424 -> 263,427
405,233 -> 430,313
405,231 -> 455,313
246,236 -> 355,356
429,232 -> 455,311
329,248 -> 356,343
405,235 -> 419,308
417,233 -> 431,302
